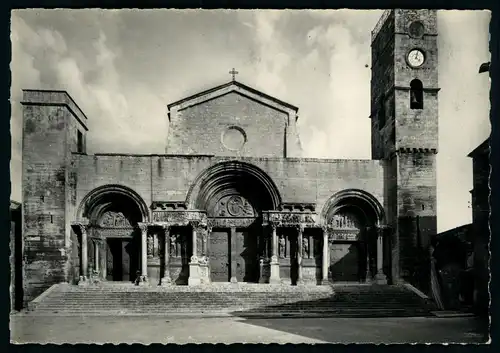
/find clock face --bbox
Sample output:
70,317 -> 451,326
407,49 -> 425,67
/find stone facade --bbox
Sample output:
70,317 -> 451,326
19,10 -> 440,305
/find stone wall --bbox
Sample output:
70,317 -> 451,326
21,90 -> 88,303
166,92 -> 289,158
74,155 -> 385,221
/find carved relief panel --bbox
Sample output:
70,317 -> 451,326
329,211 -> 363,242
99,211 -> 133,228
213,195 -> 255,217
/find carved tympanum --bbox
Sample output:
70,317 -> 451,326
330,212 -> 361,230
99,211 -> 132,228
215,195 -> 254,217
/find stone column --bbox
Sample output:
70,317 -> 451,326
375,226 -> 388,284
364,227 -> 372,283
78,224 -> 88,285
138,223 -> 148,285
199,225 -> 210,285
188,221 -> 201,286
230,226 -> 238,283
296,224 -> 304,285
93,238 -> 100,273
269,223 -> 280,284
322,226 -> 329,284
161,225 -> 171,286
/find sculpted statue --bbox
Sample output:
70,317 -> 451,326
170,234 -> 177,257
147,234 -> 154,257
302,238 -> 309,258
279,235 -> 286,258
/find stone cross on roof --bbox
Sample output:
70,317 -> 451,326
229,68 -> 239,81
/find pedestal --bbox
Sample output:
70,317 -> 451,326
199,257 -> 211,285
259,258 -> 270,283
188,257 -> 201,286
269,256 -> 280,284
375,272 -> 388,285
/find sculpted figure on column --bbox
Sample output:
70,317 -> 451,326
278,235 -> 286,258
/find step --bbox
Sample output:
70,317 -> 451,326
27,283 -> 436,317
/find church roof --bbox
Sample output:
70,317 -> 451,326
167,80 -> 299,113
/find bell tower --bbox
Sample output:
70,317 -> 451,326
370,10 -> 439,293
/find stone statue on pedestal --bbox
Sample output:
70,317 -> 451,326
279,235 -> 286,258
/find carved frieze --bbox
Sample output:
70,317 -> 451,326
207,217 -> 257,229
151,201 -> 187,211
152,210 -> 207,226
262,211 -> 318,228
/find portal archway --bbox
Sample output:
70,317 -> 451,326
187,161 -> 281,283
186,161 -> 282,212
77,185 -> 149,282
321,189 -> 385,283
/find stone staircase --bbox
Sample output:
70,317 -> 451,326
26,283 -> 436,317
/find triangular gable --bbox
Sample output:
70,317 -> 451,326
167,81 -> 299,115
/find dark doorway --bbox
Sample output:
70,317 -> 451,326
236,228 -> 259,283
106,238 -> 139,282
210,229 -> 230,282
330,242 -> 362,282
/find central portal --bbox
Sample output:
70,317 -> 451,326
209,227 -> 259,283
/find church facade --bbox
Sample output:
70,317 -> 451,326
20,10 -> 439,303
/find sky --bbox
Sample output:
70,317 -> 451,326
10,9 -> 491,232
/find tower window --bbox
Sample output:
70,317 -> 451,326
410,79 -> 423,109
77,130 -> 83,153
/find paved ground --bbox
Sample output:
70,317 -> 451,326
10,314 -> 489,344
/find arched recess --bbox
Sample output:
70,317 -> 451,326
186,161 -> 282,216
77,184 -> 150,225
320,189 -> 385,228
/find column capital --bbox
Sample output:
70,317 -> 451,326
269,221 -> 278,230
295,223 -> 305,234
73,222 -> 89,234
137,222 -> 149,233
91,237 -> 104,245
190,219 -> 207,231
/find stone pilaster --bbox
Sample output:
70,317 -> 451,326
322,226 -> 329,285
198,225 -> 211,285
296,224 -> 304,285
161,225 -> 172,286
188,220 -> 202,286
375,225 -> 388,284
138,223 -> 149,285
269,222 -> 280,284
230,226 -> 238,284
75,223 -> 88,285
